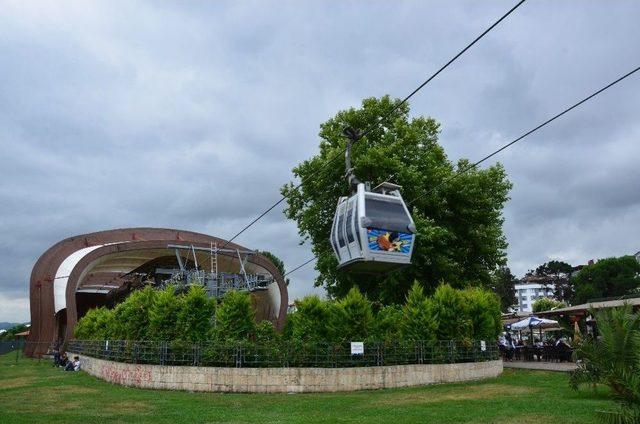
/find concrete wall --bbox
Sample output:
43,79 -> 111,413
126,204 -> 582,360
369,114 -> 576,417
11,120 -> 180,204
70,353 -> 502,393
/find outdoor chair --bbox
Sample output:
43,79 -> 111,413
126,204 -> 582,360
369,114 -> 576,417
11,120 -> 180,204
558,345 -> 573,362
545,346 -> 560,362
523,346 -> 536,361
514,346 -> 523,361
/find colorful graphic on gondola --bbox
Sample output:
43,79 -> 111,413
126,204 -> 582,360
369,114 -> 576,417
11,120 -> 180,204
367,228 -> 412,253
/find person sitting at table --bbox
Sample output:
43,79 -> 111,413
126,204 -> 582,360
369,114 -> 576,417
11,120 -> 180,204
505,333 -> 515,361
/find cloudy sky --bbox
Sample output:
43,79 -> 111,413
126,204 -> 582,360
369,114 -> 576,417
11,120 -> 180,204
1,1 -> 639,323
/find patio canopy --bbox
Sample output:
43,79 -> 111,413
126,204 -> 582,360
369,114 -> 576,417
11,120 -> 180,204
510,316 -> 559,331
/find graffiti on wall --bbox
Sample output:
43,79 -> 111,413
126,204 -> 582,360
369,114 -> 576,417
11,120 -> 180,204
101,362 -> 151,385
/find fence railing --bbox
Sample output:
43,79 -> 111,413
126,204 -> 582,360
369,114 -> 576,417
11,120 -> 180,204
67,339 -> 499,368
0,339 -> 25,356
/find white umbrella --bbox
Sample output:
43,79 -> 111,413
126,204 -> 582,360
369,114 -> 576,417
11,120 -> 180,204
510,316 -> 559,331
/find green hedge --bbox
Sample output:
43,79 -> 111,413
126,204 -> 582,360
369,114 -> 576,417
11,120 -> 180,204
75,282 -> 501,344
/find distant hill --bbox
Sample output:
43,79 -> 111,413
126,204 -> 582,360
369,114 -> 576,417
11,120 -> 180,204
0,322 -> 26,330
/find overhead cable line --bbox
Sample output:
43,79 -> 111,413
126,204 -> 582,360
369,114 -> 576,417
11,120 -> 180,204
220,0 -> 527,250
284,64 -> 640,276
284,256 -> 318,277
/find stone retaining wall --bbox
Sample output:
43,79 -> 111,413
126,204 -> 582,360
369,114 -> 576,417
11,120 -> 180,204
70,353 -> 502,393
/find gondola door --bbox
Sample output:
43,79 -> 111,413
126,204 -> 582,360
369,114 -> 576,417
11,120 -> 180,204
334,200 -> 351,263
344,195 -> 362,262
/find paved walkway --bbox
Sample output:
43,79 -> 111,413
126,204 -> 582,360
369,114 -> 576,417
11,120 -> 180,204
503,361 -> 577,372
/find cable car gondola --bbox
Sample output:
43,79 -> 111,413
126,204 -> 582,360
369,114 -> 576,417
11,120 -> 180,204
330,182 -> 416,273
329,128 -> 416,273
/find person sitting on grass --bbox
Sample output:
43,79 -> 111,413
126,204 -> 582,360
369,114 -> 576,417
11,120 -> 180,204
65,356 -> 81,371
59,352 -> 68,368
64,356 -> 80,371
73,356 -> 81,371
52,345 -> 60,367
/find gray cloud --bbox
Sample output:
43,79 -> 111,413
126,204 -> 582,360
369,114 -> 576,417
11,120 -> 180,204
1,0 -> 640,321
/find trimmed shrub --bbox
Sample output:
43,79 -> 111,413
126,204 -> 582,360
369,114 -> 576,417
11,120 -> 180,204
288,295 -> 331,343
215,290 -> 255,342
111,285 -> 157,340
255,320 -> 278,343
74,278 -> 503,347
177,285 -> 216,342
330,287 -> 374,343
74,306 -> 115,340
400,282 -> 436,341
148,285 -> 183,341
431,283 -> 471,341
373,305 -> 403,342
462,287 -> 501,340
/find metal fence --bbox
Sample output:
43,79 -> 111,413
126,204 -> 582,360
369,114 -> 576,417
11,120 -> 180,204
0,339 -> 25,356
0,340 -> 56,364
67,339 -> 499,368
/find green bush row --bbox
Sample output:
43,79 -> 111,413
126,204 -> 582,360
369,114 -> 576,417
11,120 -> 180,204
75,282 -> 501,344
74,285 -> 257,343
285,282 -> 501,344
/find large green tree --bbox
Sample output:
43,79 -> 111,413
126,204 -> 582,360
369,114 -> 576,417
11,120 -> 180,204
572,256 -> 640,304
282,96 -> 512,303
525,260 -> 574,302
490,266 -> 518,312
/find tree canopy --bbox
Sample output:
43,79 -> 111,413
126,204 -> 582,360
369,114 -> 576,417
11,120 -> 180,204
281,96 -> 512,303
490,266 -> 518,312
526,260 -> 574,302
258,250 -> 290,286
572,256 -> 640,304
0,323 -> 30,341
531,297 -> 566,313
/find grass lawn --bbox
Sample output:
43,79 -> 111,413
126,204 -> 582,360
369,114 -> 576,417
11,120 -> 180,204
0,352 -> 613,424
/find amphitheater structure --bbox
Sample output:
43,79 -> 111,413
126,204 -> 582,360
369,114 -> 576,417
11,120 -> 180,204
26,227 -> 288,357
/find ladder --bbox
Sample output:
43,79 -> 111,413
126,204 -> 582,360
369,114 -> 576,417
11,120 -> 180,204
210,242 -> 218,279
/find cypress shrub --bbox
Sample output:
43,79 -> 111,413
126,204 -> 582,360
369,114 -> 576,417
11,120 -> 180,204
176,285 -> 216,342
330,287 -> 373,343
431,283 -> 471,341
111,285 -> 157,340
148,285 -> 183,341
400,282 -> 436,341
215,290 -> 255,342
255,320 -> 278,343
75,306 -> 115,340
373,305 -> 403,342
288,295 -> 331,343
461,287 -> 501,340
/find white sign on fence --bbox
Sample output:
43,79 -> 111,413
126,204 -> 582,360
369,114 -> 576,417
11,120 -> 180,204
350,342 -> 364,355
480,340 -> 486,352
